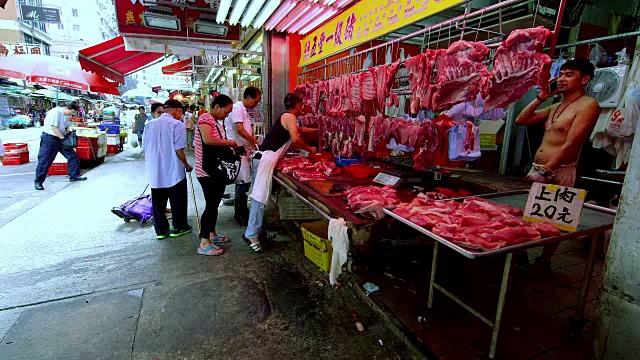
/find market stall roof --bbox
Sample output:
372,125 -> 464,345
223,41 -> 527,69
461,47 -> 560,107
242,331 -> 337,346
78,36 -> 165,84
162,58 -> 193,75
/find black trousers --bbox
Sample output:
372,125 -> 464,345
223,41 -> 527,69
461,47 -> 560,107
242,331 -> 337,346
34,133 -> 81,184
234,182 -> 251,218
151,177 -> 189,235
197,175 -> 226,239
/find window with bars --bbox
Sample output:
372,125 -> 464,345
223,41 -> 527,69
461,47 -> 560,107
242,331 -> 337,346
72,9 -> 78,17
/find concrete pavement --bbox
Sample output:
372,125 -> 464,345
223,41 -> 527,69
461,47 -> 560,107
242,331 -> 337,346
0,148 -> 425,359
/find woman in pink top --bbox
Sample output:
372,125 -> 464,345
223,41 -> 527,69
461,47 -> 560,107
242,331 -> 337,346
194,95 -> 236,256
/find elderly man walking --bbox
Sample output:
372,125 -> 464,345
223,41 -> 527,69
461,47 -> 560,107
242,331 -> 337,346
143,99 -> 193,239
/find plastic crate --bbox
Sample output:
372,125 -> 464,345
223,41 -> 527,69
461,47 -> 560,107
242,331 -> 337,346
98,124 -> 120,134
3,143 -> 29,154
47,162 -> 67,176
277,196 -> 322,220
107,145 -> 119,154
76,147 -> 96,160
335,156 -> 364,167
301,221 -> 332,272
106,134 -> 119,145
2,153 -> 29,165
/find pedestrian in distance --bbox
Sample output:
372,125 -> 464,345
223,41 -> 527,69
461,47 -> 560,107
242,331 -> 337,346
133,106 -> 147,147
183,104 -> 196,151
224,86 -> 261,226
194,94 -> 236,256
34,102 -> 87,191
147,103 -> 164,124
143,99 -> 193,239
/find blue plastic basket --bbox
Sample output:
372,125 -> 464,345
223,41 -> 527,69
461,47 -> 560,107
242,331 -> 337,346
98,124 -> 120,134
335,156 -> 364,167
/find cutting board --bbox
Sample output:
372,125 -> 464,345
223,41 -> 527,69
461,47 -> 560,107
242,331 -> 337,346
306,180 -> 349,197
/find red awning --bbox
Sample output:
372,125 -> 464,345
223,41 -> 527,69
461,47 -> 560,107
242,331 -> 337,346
162,58 -> 193,75
78,36 -> 164,84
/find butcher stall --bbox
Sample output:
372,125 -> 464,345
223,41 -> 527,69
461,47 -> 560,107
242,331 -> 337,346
258,0 -> 632,357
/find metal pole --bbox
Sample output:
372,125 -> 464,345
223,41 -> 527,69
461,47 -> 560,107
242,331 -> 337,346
574,233 -> 598,324
548,0 -> 567,56
549,30 -> 640,51
499,104 -> 515,174
428,242 -> 439,308
489,253 -> 513,359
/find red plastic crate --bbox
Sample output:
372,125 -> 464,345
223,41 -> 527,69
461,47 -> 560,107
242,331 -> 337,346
3,143 -> 28,154
47,162 -> 68,176
107,145 -> 119,154
76,147 -> 95,160
2,153 -> 29,165
78,137 -> 100,148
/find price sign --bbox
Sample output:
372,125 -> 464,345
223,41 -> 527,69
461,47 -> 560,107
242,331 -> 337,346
373,172 -> 401,187
523,183 -> 587,232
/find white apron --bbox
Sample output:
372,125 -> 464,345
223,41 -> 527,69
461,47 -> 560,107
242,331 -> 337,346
250,141 -> 292,205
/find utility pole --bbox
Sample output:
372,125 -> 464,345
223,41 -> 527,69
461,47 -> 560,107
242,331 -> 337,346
591,119 -> 640,357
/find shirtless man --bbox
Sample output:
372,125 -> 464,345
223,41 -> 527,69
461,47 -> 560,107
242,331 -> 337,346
515,58 -> 601,269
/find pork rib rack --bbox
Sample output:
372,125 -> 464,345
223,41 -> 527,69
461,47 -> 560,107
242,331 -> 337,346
482,26 -> 553,110
431,41 -> 490,111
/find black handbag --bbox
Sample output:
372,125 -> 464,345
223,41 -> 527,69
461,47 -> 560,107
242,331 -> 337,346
62,132 -> 78,150
199,124 -> 241,184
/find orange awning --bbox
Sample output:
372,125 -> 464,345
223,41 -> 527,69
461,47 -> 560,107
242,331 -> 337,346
79,36 -> 164,84
162,58 -> 193,75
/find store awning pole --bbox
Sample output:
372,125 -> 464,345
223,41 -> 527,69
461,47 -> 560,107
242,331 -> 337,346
548,0 -> 567,57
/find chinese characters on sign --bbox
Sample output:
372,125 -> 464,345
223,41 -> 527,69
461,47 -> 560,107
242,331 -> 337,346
300,0 -> 465,66
523,183 -> 587,232
0,43 -> 44,56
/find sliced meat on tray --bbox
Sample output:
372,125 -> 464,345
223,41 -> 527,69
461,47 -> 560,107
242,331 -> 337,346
392,194 -> 557,251
431,41 -> 490,111
482,26 -> 553,110
344,185 -> 400,219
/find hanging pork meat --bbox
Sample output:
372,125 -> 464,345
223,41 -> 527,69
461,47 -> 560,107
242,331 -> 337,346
481,26 -> 553,110
431,41 -> 490,111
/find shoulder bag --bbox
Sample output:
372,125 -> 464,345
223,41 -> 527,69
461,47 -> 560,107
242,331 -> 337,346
62,131 -> 78,150
199,123 -> 241,184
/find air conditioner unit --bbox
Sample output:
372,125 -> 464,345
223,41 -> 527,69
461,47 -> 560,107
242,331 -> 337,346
586,65 -> 629,108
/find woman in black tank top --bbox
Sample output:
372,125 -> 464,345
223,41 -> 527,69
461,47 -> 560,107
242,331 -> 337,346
260,111 -> 292,152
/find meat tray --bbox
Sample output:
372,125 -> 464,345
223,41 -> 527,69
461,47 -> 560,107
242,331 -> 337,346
384,190 -> 616,259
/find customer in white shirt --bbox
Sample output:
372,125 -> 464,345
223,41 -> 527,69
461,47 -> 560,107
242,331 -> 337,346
224,86 -> 261,225
34,102 -> 85,190
143,99 -> 193,240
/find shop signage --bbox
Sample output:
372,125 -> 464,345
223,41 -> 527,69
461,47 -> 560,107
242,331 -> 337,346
0,43 -> 44,56
20,4 -> 61,23
157,75 -> 193,90
523,183 -> 587,232
299,0 -> 466,67
114,0 -> 239,42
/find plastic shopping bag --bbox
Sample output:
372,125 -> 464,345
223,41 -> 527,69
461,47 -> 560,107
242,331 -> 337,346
607,81 -> 640,138
448,122 -> 481,161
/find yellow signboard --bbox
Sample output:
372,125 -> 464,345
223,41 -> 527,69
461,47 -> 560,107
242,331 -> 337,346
299,0 -> 466,67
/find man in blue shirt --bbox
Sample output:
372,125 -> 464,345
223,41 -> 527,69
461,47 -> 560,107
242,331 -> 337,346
143,99 -> 193,239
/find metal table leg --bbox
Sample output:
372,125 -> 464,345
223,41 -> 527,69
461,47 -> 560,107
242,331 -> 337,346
489,253 -> 513,359
571,233 -> 599,332
428,242 -> 439,309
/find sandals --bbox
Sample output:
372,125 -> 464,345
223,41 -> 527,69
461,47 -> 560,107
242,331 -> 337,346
211,234 -> 231,243
242,235 -> 262,253
197,244 -> 224,256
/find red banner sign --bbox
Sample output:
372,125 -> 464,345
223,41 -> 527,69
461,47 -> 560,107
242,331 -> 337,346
114,0 -> 240,42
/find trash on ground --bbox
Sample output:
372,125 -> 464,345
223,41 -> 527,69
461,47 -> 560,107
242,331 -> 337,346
363,282 -> 380,296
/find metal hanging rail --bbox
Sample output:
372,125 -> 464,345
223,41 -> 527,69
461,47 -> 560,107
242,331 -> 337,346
549,30 -> 640,52
300,0 -> 530,75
